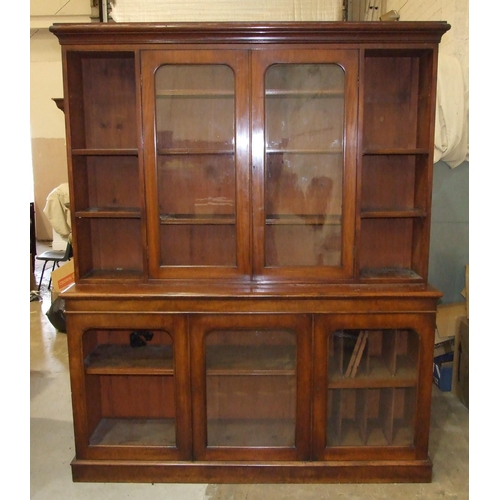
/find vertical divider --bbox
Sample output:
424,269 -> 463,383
336,331 -> 345,377
356,388 -> 369,445
332,390 -> 342,446
382,329 -> 398,376
381,387 -> 396,445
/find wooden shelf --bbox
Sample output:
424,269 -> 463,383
266,89 -> 344,97
157,89 -> 234,97
76,207 -> 141,218
206,345 -> 296,375
360,209 -> 427,219
207,418 -> 295,447
266,214 -> 342,225
362,148 -> 429,156
72,148 -> 138,156
85,344 -> 173,375
160,214 -> 235,225
80,269 -> 144,281
266,148 -> 343,154
360,268 -> 421,280
90,418 -> 176,447
157,148 -> 234,155
328,370 -> 417,389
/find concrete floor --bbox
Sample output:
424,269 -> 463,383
31,242 -> 469,500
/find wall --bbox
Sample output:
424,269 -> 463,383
387,0 -> 468,75
31,30 -> 68,241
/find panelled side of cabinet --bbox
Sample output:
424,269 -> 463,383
51,22 -> 449,484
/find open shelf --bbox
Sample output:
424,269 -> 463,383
356,50 -> 434,284
363,148 -> 429,156
360,209 -> 427,219
66,52 -> 138,151
75,218 -> 144,278
80,269 -> 144,281
76,207 -> 141,218
357,218 -> 424,281
72,148 -> 139,156
72,155 -> 141,214
360,267 -> 421,281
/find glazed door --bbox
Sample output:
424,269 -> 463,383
312,313 -> 435,461
190,314 -> 312,461
67,313 -> 191,461
251,49 -> 358,282
141,50 -> 251,279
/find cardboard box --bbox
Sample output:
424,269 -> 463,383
452,316 -> 469,408
436,302 -> 467,339
434,302 -> 466,357
51,259 -> 75,293
433,351 -> 454,392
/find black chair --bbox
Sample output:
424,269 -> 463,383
36,242 -> 73,291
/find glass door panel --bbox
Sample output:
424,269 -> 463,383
76,313 -> 191,461
326,328 -> 419,447
264,63 -> 345,267
155,64 -> 236,267
205,328 -> 297,448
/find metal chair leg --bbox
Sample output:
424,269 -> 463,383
38,262 -> 49,292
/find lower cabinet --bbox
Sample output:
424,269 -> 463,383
66,300 -> 436,483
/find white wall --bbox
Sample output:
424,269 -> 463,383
387,0 -> 469,88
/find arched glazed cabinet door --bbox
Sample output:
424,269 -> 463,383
251,49 -> 358,283
190,314 -> 312,461
312,312 -> 435,462
141,50 -> 251,280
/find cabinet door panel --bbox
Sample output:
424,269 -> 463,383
142,50 -> 250,279
190,314 -> 312,461
313,313 -> 435,461
252,49 -> 358,281
67,313 -> 191,461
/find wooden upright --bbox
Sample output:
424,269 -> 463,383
50,21 -> 450,483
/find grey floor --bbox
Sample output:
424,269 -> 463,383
31,242 -> 469,500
